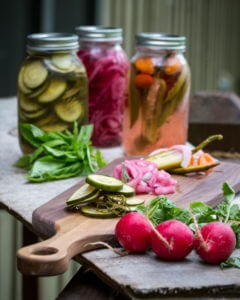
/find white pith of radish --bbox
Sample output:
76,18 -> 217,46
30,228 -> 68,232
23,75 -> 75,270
115,212 -> 152,252
194,221 -> 236,264
151,220 -> 194,261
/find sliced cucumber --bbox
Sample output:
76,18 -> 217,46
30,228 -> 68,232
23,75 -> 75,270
86,174 -> 123,192
62,81 -> 83,100
44,59 -> 75,74
38,79 -> 67,103
29,81 -> 49,98
41,121 -> 68,132
35,113 -> 59,127
18,66 -> 32,94
117,184 -> 135,197
19,93 -> 42,112
23,61 -> 48,89
80,205 -> 115,218
54,99 -> 84,122
67,184 -> 98,205
68,192 -> 100,209
22,107 -> 48,119
52,54 -> 73,70
126,197 -> 145,206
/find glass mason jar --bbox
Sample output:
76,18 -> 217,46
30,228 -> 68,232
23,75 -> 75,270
17,33 -> 88,154
123,33 -> 191,156
76,26 -> 129,147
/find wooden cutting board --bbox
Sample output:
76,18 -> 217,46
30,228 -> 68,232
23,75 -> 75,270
17,158 -> 240,276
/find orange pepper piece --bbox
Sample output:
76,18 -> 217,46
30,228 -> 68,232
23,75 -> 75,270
197,153 -> 216,173
164,56 -> 182,75
188,155 -> 195,167
134,57 -> 155,74
135,73 -> 153,89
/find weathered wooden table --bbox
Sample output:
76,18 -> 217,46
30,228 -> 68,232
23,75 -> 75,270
1,98 -> 240,299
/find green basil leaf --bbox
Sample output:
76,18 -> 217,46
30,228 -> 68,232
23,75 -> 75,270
95,149 -> 107,168
19,123 -> 44,147
220,257 -> 240,269
77,124 -> 93,144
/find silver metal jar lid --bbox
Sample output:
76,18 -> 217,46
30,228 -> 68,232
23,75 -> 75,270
136,33 -> 186,51
27,33 -> 79,52
75,26 -> 122,42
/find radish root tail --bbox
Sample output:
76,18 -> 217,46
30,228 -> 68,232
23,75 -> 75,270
84,241 -> 129,256
190,209 -> 209,251
149,221 -> 172,250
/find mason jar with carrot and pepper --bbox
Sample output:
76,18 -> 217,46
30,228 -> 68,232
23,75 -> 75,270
123,33 -> 191,155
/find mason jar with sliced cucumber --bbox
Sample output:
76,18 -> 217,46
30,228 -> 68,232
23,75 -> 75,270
17,33 -> 88,154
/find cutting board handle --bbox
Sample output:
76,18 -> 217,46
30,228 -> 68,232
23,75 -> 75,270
17,228 -> 114,276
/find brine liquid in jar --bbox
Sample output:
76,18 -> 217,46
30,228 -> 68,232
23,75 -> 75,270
76,26 -> 129,147
17,33 -> 88,154
123,33 -> 191,156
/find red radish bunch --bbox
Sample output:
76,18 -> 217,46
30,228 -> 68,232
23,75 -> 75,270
115,213 -> 236,264
115,212 -> 152,252
151,220 -> 194,260
194,221 -> 236,264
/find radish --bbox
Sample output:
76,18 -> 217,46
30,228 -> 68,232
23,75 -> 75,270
115,212 -> 152,252
194,221 -> 236,264
151,220 -> 194,260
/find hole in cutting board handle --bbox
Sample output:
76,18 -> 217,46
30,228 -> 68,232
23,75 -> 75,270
31,247 -> 58,256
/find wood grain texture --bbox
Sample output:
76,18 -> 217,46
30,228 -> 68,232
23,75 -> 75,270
17,159 -> 240,276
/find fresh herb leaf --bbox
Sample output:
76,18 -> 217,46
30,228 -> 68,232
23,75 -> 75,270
220,257 -> 240,269
16,122 -> 106,182
216,181 -> 235,223
190,202 -> 215,223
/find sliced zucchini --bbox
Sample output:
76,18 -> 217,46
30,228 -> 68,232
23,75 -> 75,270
23,61 -> 48,89
38,78 -> 67,103
52,54 -> 73,70
19,93 -> 42,112
126,197 -> 145,206
80,205 -> 115,218
86,174 -> 123,192
62,81 -> 83,100
41,121 -> 68,132
29,81 -> 49,98
22,107 -> 48,119
54,99 -> 84,122
67,184 -> 98,205
68,192 -> 100,209
18,66 -> 32,94
117,184 -> 135,197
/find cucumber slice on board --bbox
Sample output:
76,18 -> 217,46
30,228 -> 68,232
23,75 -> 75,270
68,191 -> 100,209
86,174 -> 123,192
126,197 -> 145,206
23,61 -> 48,89
80,205 -> 115,218
18,66 -> 32,94
52,54 -> 73,70
117,184 -> 135,197
22,107 -> 48,119
38,79 -> 67,103
54,100 -> 84,122
29,81 -> 49,99
67,184 -> 98,205
41,121 -> 68,132
19,93 -> 42,112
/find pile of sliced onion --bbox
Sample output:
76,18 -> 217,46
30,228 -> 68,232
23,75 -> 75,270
77,47 -> 129,147
113,159 -> 177,195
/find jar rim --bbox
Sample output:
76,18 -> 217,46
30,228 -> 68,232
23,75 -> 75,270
136,33 -> 186,51
27,33 -> 79,52
75,26 -> 123,42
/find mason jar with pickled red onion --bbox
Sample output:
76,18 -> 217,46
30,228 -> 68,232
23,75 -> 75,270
76,26 -> 129,147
